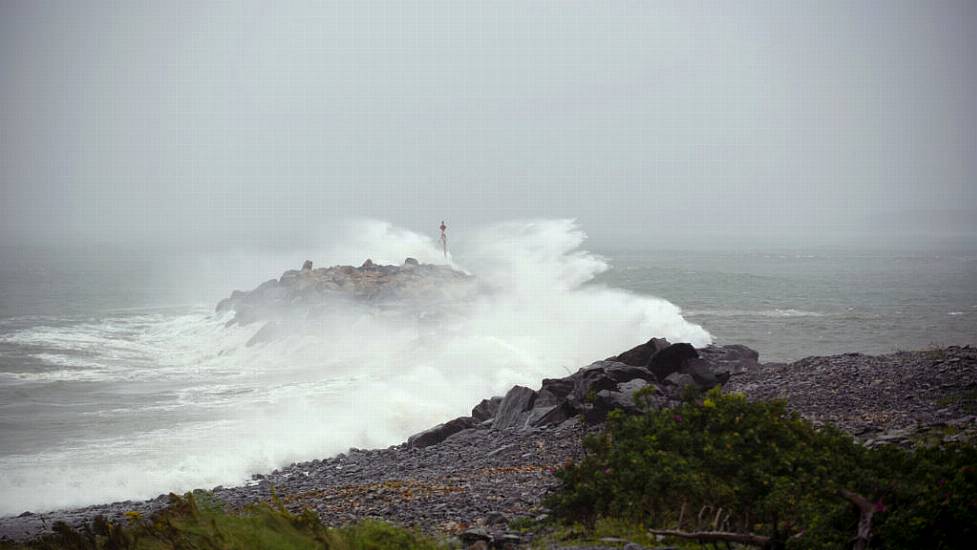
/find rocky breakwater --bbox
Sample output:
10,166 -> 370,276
215,258 -> 476,345
404,338 -> 758,450
225,339 -> 759,548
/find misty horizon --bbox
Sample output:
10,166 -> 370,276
2,0 -> 975,252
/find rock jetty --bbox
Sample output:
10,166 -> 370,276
215,258 -> 476,345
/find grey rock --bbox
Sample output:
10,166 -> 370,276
472,397 -> 502,422
607,337 -> 671,366
492,386 -> 537,429
460,527 -> 492,543
684,358 -> 721,388
617,378 -> 650,396
404,257 -> 419,266
407,416 -> 476,448
536,377 -> 575,407
664,372 -> 696,388
648,343 -> 698,381
484,511 -> 508,526
528,401 -> 578,427
571,361 -> 655,401
215,260 -> 475,327
697,344 -> 760,378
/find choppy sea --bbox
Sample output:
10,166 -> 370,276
1,232 -> 974,516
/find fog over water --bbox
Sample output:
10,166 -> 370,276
1,0 -> 975,251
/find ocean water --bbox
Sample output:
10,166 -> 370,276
596,247 -> 977,361
0,221 -> 974,516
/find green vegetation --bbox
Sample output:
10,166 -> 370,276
3,493 -> 446,550
546,389 -> 977,549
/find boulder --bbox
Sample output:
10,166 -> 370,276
585,379 -> 655,423
459,528 -> 492,545
648,343 -> 699,381
536,378 -> 575,407
301,260 -> 313,271
527,401 -> 578,428
617,377 -> 651,398
407,416 -> 476,448
697,344 -> 760,378
492,386 -> 537,429
664,371 -> 697,389
571,361 -> 656,402
472,396 -> 502,422
607,337 -> 671,366
361,259 -> 375,269
684,358 -> 722,388
571,366 -> 622,401
404,257 -> 419,266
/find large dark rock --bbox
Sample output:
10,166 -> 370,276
407,416 -> 476,448
492,386 -> 537,429
472,397 -> 502,422
584,379 -> 660,423
697,344 -> 760,378
684,357 -> 722,388
536,378 -> 575,407
571,366 -> 622,401
301,260 -> 313,271
527,401 -> 578,428
570,361 -> 656,402
607,337 -> 671,366
648,343 -> 699,381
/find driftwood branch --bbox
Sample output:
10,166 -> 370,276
649,529 -> 771,547
839,489 -> 875,550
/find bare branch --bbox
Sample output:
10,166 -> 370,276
649,529 -> 771,547
838,489 -> 875,550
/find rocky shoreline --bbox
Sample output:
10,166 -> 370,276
1,339 -> 974,545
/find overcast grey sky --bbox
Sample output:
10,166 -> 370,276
1,0 -> 974,250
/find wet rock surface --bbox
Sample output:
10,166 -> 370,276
2,343 -> 975,546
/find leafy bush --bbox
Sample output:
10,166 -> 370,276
6,493 -> 445,550
546,388 -> 977,549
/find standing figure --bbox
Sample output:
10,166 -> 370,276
439,220 -> 448,258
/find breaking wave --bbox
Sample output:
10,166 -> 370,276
0,219 -> 709,515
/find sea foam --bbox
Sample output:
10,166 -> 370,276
0,219 -> 710,515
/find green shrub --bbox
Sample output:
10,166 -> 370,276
6,493 -> 445,550
546,388 -> 977,549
